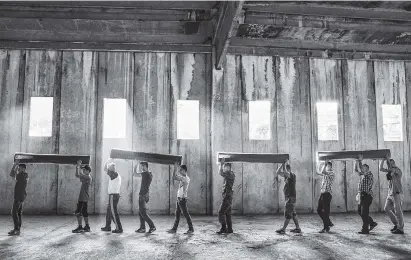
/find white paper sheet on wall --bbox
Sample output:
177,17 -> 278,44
382,104 -> 403,142
103,98 -> 127,139
249,101 -> 271,140
29,97 -> 53,137
317,102 -> 338,141
177,100 -> 200,140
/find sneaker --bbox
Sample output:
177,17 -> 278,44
148,227 -> 156,233
72,226 -> 83,233
391,229 -> 404,234
8,229 -> 15,235
167,229 -> 177,234
101,226 -> 111,232
112,229 -> 123,234
83,225 -> 91,232
370,222 -> 378,231
8,229 -> 20,236
216,228 -> 227,234
390,225 -> 397,232
358,230 -> 369,235
329,222 -> 334,227
136,228 -> 146,233
275,228 -> 285,234
290,228 -> 301,233
227,229 -> 233,234
184,229 -> 194,234
319,228 -> 329,233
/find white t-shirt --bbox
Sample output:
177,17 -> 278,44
175,175 -> 190,198
108,174 -> 121,194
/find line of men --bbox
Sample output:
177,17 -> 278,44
7,155 -> 405,236
316,154 -> 404,235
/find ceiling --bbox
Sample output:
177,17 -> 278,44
0,1 -> 411,62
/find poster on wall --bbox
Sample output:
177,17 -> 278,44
382,104 -> 403,142
249,101 -> 271,140
177,100 -> 200,140
103,98 -> 127,139
316,102 -> 338,141
29,97 -> 54,137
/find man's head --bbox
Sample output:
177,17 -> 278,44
106,162 -> 116,174
361,163 -> 369,173
285,164 -> 291,172
223,162 -> 232,172
82,165 -> 92,175
18,164 -> 26,174
389,159 -> 396,168
326,161 -> 332,171
140,161 -> 148,172
179,165 -> 187,176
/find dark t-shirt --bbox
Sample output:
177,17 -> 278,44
139,171 -> 153,196
78,175 -> 92,202
221,171 -> 235,195
14,172 -> 28,202
284,172 -> 296,198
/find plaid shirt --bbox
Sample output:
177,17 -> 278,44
320,170 -> 335,194
358,171 -> 373,195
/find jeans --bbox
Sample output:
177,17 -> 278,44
12,200 -> 23,230
139,194 -> 155,229
106,194 -> 122,230
317,192 -> 332,228
218,193 -> 233,229
384,193 -> 404,231
172,197 -> 193,230
358,193 -> 374,232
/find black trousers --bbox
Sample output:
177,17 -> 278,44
172,197 -> 193,230
75,201 -> 88,218
358,193 -> 374,232
218,193 -> 233,229
106,194 -> 122,230
12,200 -> 23,230
139,195 -> 155,229
317,192 -> 332,228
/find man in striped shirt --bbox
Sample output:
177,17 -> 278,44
355,154 -> 378,234
316,160 -> 335,233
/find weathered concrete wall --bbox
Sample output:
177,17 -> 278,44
0,50 -> 411,214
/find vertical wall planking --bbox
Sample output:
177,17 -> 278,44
170,53 -> 210,214
309,58 -> 347,212
342,60 -> 380,212
133,53 -> 171,214
58,51 -> 97,214
276,57 -> 313,212
21,50 -> 61,214
211,55 -> 243,215
0,50 -> 24,213
96,52 -> 134,214
374,61 -> 410,211
405,62 -> 411,210
241,55 -> 278,214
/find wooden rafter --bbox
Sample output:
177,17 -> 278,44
213,1 -> 244,69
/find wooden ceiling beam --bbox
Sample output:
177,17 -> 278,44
243,2 -> 411,22
0,40 -> 212,53
0,1 -> 218,10
213,0 -> 244,69
231,37 -> 411,54
228,45 -> 411,61
244,12 -> 411,33
0,7 -> 212,21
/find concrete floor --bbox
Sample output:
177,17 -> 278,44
0,213 -> 410,260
